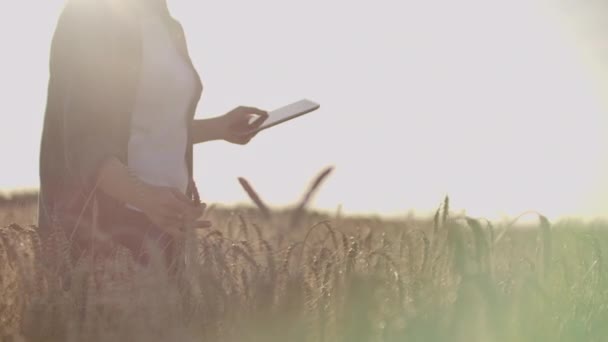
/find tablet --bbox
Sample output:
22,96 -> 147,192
249,99 -> 320,133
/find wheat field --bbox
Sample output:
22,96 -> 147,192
1,174 -> 608,342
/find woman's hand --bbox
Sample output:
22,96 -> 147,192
134,185 -> 208,236
96,159 -> 212,236
217,106 -> 268,145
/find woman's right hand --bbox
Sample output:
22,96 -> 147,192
134,185 -> 205,236
96,159 -> 211,235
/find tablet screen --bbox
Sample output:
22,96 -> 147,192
251,99 -> 320,133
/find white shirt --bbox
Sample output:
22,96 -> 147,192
127,12 -> 196,209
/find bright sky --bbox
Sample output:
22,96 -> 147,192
1,0 -> 607,220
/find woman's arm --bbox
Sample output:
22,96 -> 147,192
191,106 -> 268,145
191,117 -> 224,143
96,158 -> 149,210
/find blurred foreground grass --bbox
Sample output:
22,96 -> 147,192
1,193 -> 608,342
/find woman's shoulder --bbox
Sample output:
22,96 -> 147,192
56,0 -> 137,41
61,0 -> 110,18
60,0 -> 134,28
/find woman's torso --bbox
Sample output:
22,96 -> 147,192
127,11 -> 197,202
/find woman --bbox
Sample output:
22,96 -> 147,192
38,0 -> 267,269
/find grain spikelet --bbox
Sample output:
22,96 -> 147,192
299,220 -> 333,266
538,215 -> 552,278
282,243 -> 298,273
252,223 -> 264,242
302,220 -> 334,247
259,239 -> 276,282
204,230 -> 223,241
442,196 -> 450,226
369,250 -> 403,302
341,234 -> 349,258
238,214 -> 249,241
229,244 -> 259,274
322,222 -> 338,251
290,167 -> 334,227
346,237 -> 359,276
465,217 -> 488,273
237,177 -> 271,220
241,239 -> 255,256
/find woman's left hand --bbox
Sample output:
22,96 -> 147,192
218,106 -> 268,145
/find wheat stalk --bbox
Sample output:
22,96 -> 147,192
290,167 -> 334,228
237,178 -> 271,220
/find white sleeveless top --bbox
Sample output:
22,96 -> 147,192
127,12 -> 196,209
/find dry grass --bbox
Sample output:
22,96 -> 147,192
2,177 -> 608,341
